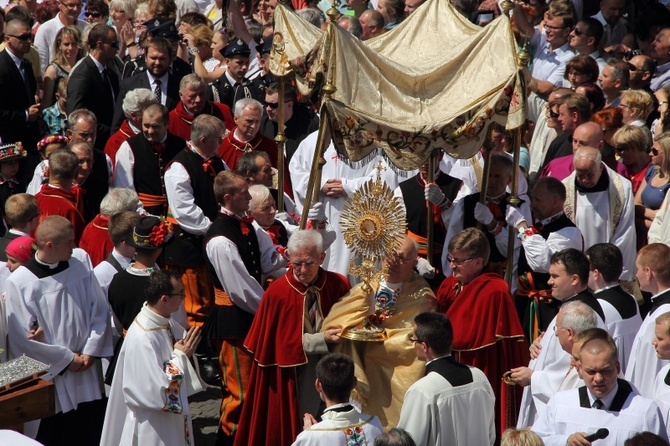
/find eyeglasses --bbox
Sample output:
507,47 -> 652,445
627,63 -> 638,72
60,1 -> 82,8
615,146 -> 631,153
447,255 -> 474,266
572,27 -> 586,36
388,255 -> 415,265
408,335 -> 423,343
651,147 -> 660,156
168,291 -> 186,298
264,101 -> 290,109
85,11 -> 102,17
7,33 -> 33,41
105,40 -> 119,48
291,260 -> 318,268
545,24 -> 568,32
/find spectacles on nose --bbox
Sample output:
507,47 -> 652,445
408,335 -> 423,343
545,24 -> 568,32
291,260 -> 318,268
650,147 -> 660,156
264,101 -> 280,109
545,103 -> 560,118
105,40 -> 119,48
615,146 -> 631,153
572,28 -> 585,36
85,11 -> 102,17
447,255 -> 474,266
168,291 -> 186,298
7,33 -> 33,41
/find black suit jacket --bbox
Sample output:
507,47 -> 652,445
0,50 -> 40,152
67,56 -> 120,149
111,71 -> 180,132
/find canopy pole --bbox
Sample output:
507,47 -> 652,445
426,152 -> 435,265
299,108 -> 330,229
300,26 -> 337,229
275,77 -> 287,212
505,128 -> 522,290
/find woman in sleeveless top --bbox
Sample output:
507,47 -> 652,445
42,26 -> 84,108
635,133 -> 670,243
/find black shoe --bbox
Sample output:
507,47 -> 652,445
196,354 -> 222,386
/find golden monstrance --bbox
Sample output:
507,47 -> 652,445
339,162 -> 407,341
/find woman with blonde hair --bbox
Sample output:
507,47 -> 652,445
611,125 -> 652,194
42,26 -> 83,108
635,133 -> 670,236
182,23 -> 229,83
620,89 -> 654,127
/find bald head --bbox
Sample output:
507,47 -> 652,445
574,147 -> 603,188
572,122 -> 604,152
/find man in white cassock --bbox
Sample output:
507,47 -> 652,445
512,249 -> 606,428
532,336 -> 668,445
5,216 -> 113,445
652,312 -> 670,438
100,270 -> 204,446
625,244 -> 670,398
586,243 -> 642,372
292,353 -> 383,446
289,130 -> 406,278
397,312 -> 495,446
562,147 -> 636,280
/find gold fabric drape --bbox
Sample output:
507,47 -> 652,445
270,0 -> 526,170
322,273 -> 436,429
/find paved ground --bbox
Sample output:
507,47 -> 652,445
191,383 -> 221,446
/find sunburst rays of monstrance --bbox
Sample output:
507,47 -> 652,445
339,162 -> 407,341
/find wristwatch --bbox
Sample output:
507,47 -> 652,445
188,47 -> 199,55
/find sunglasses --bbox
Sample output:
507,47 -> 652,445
573,27 -> 586,36
7,33 -> 33,41
651,147 -> 660,156
85,11 -> 102,17
548,108 -> 559,118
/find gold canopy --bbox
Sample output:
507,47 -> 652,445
270,0 -> 525,171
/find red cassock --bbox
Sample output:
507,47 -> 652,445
167,101 -> 235,142
437,273 -> 529,437
219,130 -> 294,198
79,214 -> 113,267
233,267 -> 350,446
35,184 -> 86,244
104,119 -> 137,165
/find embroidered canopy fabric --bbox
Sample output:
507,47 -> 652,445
270,0 -> 526,171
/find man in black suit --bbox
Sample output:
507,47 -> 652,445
111,37 -> 180,132
67,23 -> 120,150
0,19 -> 41,174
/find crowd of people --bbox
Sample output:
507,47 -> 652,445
4,0 -> 670,445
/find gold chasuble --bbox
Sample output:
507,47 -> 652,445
322,272 -> 435,428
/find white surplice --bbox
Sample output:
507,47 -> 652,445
625,296 -> 670,398
100,304 -> 204,446
532,384 -> 668,445
517,310 -> 606,428
563,167 -> 636,280
292,405 -> 383,446
654,364 -> 670,439
5,253 -> 113,414
595,289 -> 642,373
397,366 -> 496,446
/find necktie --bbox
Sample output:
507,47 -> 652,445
592,399 -> 604,410
306,286 -> 318,328
102,68 -> 115,103
20,60 -> 32,101
154,79 -> 162,104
